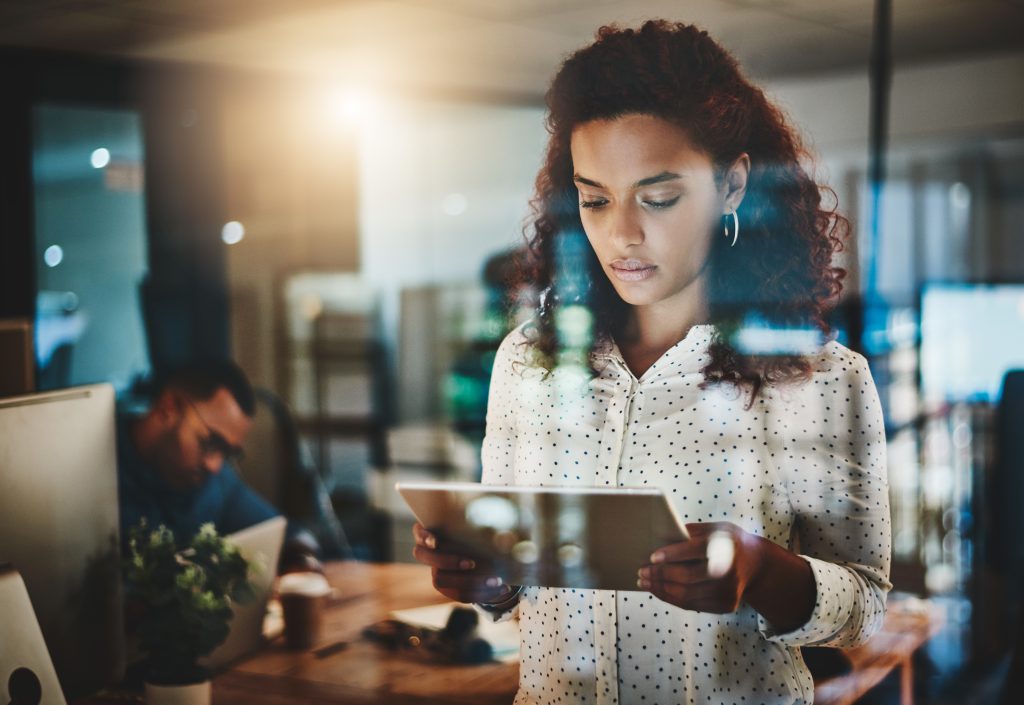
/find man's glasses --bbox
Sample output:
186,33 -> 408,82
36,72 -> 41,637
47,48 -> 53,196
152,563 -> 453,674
184,397 -> 245,465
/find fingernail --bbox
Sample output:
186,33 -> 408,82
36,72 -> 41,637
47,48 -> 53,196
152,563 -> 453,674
459,559 -> 476,570
638,567 -> 650,579
485,576 -> 503,588
637,578 -> 651,590
425,534 -> 436,550
650,551 -> 665,564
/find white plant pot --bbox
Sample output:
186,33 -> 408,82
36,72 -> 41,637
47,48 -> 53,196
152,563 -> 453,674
144,680 -> 211,705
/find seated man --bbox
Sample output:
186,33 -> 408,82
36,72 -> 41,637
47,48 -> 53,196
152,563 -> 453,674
117,359 -> 320,572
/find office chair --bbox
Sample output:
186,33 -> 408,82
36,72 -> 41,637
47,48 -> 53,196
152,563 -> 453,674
241,387 -> 352,560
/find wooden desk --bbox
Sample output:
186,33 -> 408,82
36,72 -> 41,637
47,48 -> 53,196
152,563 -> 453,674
81,563 -> 941,705
813,598 -> 944,705
235,566 -> 944,705
217,562 -> 517,705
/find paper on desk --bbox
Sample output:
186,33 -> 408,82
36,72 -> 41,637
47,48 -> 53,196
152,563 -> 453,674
389,602 -> 520,663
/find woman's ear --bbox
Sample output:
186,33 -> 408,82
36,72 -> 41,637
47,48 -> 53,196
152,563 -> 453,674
723,153 -> 750,213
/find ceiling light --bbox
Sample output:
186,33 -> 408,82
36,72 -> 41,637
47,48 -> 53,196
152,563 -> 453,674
221,221 -> 245,245
90,148 -> 110,169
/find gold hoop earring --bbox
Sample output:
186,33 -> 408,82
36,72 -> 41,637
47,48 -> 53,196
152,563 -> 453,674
722,211 -> 739,247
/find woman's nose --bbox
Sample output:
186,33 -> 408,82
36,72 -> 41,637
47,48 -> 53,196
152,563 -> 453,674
608,204 -> 644,246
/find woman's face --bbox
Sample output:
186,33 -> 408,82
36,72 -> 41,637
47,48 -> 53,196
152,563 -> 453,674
570,114 -> 743,316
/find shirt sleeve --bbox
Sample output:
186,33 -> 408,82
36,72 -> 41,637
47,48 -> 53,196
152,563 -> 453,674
475,327 -> 526,623
760,344 -> 892,648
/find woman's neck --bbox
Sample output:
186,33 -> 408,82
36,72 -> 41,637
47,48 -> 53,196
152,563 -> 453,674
616,291 -> 709,378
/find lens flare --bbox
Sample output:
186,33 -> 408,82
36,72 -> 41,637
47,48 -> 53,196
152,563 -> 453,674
706,531 -> 735,578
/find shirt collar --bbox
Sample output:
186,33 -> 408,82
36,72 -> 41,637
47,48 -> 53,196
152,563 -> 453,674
593,324 -> 717,377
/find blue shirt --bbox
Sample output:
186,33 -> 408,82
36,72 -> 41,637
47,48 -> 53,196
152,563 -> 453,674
116,414 -> 279,552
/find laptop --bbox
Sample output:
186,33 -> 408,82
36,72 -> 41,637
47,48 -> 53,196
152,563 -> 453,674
199,516 -> 287,670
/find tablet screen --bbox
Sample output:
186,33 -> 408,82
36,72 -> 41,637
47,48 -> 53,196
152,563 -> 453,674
397,482 -> 689,591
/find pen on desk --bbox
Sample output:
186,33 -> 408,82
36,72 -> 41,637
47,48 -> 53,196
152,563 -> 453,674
313,640 -> 349,658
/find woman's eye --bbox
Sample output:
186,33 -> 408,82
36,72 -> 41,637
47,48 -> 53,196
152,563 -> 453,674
579,198 -> 608,209
642,196 -> 680,209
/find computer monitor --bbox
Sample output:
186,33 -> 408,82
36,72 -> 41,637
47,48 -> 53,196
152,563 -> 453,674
0,384 -> 124,697
920,283 -> 1024,403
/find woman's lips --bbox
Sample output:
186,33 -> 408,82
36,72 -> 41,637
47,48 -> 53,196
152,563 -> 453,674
610,259 -> 656,282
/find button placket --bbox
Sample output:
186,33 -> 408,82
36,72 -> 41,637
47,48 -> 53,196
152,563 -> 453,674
593,359 -> 633,705
596,360 -> 634,487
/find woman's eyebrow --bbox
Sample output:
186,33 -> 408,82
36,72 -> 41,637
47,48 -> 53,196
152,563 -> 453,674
634,171 -> 682,187
573,174 -> 604,188
573,171 -> 683,189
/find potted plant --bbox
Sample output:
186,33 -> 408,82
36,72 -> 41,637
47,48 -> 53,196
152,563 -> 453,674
124,522 -> 256,705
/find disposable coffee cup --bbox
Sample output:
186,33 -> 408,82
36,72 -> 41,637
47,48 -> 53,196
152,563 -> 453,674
277,572 -> 332,650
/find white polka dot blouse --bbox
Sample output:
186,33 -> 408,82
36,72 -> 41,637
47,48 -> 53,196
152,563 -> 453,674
477,322 -> 892,705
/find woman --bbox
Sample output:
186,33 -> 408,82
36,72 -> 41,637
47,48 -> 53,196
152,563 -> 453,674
413,20 -> 890,705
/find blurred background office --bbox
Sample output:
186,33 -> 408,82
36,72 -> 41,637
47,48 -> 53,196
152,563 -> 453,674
0,1 -> 1022,703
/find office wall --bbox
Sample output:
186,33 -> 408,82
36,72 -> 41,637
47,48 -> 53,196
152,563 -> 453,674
357,100 -> 546,421
766,51 -> 1024,151
765,51 -> 1024,301
221,82 -> 361,393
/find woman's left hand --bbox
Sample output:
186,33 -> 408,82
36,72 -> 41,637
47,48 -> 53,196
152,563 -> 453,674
638,522 -> 767,614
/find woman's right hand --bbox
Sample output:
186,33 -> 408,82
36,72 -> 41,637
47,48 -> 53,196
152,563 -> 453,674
412,522 -> 512,604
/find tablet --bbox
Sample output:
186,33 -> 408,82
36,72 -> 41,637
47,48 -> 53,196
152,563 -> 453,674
396,481 -> 690,591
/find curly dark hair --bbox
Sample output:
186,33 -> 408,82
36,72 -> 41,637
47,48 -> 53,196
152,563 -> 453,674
521,20 -> 848,402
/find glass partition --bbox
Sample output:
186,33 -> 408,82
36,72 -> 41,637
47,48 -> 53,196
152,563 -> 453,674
32,104 -> 150,393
